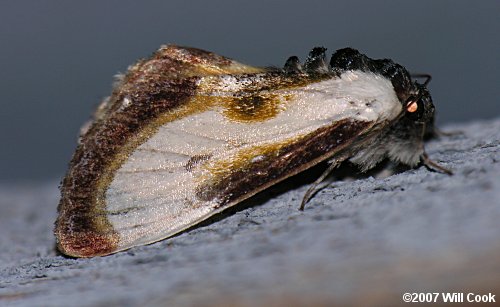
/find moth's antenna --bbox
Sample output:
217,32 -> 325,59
411,73 -> 432,86
299,160 -> 340,211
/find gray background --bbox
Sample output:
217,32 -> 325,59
1,0 -> 499,182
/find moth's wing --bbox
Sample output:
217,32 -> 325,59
106,118 -> 372,250
100,71 -> 401,255
92,45 -> 264,124
55,46 -> 266,257
56,44 -> 401,258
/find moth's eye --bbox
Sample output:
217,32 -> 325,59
405,94 -> 427,122
405,95 -> 419,113
406,100 -> 418,113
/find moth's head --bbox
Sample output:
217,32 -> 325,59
328,47 -> 436,130
404,79 -> 435,128
285,47 -> 449,173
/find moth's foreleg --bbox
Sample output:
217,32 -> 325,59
421,152 -> 453,175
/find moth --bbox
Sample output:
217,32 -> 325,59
55,45 -> 450,257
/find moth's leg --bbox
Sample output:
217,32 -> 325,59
423,121 -> 463,140
433,128 -> 464,138
299,160 -> 340,211
421,152 -> 453,175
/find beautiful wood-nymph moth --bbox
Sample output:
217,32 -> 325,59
55,45 -> 450,257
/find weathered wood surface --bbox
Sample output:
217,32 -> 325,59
1,119 -> 499,306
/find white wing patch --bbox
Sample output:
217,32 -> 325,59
105,71 -> 402,249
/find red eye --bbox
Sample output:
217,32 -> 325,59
407,101 -> 418,113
